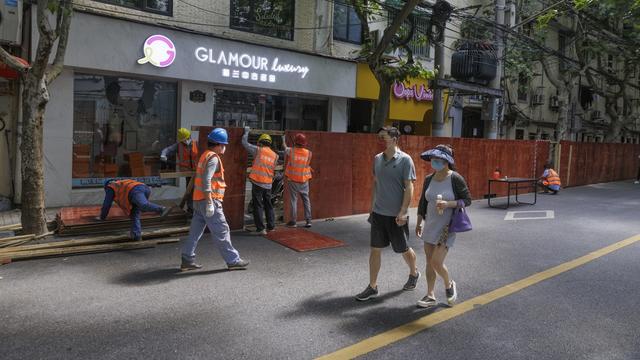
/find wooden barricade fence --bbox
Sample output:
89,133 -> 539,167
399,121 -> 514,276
198,127 -> 550,229
558,141 -> 640,188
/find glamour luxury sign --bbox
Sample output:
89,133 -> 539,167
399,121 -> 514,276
65,13 -> 355,98
195,47 -> 310,84
393,82 -> 433,102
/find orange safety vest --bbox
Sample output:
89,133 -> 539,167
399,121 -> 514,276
107,179 -> 144,216
177,141 -> 199,171
285,147 -> 312,183
193,150 -> 226,201
543,169 -> 561,187
249,146 -> 278,184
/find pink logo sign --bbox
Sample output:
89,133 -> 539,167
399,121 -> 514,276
137,35 -> 176,68
393,82 -> 433,102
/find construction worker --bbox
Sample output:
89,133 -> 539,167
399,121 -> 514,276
538,162 -> 561,194
160,127 -> 199,171
282,133 -> 312,228
243,127 -> 278,235
180,128 -> 250,271
161,127 -> 199,211
96,179 -> 171,241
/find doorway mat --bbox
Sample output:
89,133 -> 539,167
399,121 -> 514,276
264,228 -> 346,252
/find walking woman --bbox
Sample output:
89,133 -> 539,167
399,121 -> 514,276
415,144 -> 472,308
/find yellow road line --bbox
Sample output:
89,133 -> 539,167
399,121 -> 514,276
317,234 -> 640,360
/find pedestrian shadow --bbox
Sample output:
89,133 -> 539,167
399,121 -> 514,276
279,290 -> 442,337
113,267 -> 229,286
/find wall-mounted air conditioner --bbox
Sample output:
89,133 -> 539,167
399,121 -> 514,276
0,0 -> 22,46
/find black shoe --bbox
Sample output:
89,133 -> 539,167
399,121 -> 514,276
267,227 -> 276,232
227,259 -> 250,270
403,271 -> 421,291
355,285 -> 379,301
552,190 -> 558,195
417,295 -> 437,308
180,260 -> 203,272
446,280 -> 458,305
304,220 -> 312,228
160,206 -> 171,217
286,221 -> 297,228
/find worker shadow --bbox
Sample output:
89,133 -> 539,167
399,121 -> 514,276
113,267 -> 229,286
278,290 -> 440,336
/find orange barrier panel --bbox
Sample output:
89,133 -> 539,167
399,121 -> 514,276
559,141 -> 640,187
196,128 -> 550,230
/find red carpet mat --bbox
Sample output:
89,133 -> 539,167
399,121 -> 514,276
265,228 -> 346,252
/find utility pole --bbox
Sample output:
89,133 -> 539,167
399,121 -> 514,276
486,0 -> 506,139
432,42 -> 446,137
431,0 -> 453,137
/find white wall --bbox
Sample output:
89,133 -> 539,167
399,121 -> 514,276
329,98 -> 348,132
43,69 -> 74,207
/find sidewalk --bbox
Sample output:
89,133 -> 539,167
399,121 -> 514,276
0,208 -> 60,227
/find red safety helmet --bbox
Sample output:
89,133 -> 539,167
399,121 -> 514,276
294,133 -> 307,146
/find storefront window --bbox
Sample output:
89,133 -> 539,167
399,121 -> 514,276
213,89 -> 328,131
96,0 -> 173,16
230,0 -> 295,41
72,74 -> 177,188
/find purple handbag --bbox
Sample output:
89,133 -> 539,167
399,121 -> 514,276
449,200 -> 472,233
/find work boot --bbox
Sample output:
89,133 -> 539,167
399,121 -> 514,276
286,221 -> 297,228
304,220 -> 312,228
227,259 -> 250,270
180,259 -> 203,272
130,232 -> 142,242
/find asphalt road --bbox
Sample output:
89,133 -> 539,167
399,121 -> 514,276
1,181 -> 639,359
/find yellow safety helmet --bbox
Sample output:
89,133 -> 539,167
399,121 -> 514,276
177,128 -> 191,142
258,133 -> 272,144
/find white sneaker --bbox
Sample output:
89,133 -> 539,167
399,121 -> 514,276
446,280 -> 458,305
634,181 -> 639,184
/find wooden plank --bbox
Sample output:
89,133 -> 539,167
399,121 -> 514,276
0,240 -> 160,261
0,226 -> 189,254
160,171 -> 195,179
0,234 -> 35,244
0,223 -> 21,231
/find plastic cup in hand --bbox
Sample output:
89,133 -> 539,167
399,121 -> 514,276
437,194 -> 444,215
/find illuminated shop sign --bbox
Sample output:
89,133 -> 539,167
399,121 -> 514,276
195,47 -> 310,84
137,35 -> 176,68
393,82 -> 433,102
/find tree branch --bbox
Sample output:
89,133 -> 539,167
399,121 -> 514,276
46,0 -> 73,84
370,0 -> 421,62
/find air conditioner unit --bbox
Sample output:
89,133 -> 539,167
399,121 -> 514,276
591,110 -> 602,120
0,0 -> 22,45
549,96 -> 560,109
532,94 -> 545,105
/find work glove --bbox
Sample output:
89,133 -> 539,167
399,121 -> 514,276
205,202 -> 215,217
244,126 -> 250,134
160,155 -> 168,162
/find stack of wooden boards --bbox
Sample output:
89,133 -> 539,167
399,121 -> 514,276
56,206 -> 188,236
0,205 -> 190,264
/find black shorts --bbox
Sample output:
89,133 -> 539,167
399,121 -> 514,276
369,212 -> 410,253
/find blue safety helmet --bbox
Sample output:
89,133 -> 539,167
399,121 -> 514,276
207,128 -> 229,145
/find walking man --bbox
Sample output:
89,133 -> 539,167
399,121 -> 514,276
97,179 -> 170,241
180,128 -> 249,271
283,133 -> 312,228
356,126 -> 420,301
243,127 -> 278,235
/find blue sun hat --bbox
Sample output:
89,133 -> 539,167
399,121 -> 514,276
420,144 -> 455,166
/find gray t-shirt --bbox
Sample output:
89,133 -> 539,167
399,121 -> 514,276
373,149 -> 416,217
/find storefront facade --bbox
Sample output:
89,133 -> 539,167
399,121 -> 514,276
352,63 -> 454,136
38,12 -> 356,207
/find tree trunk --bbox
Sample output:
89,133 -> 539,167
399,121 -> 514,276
20,76 -> 49,235
554,90 -> 571,141
372,75 -> 392,132
604,112 -> 624,143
